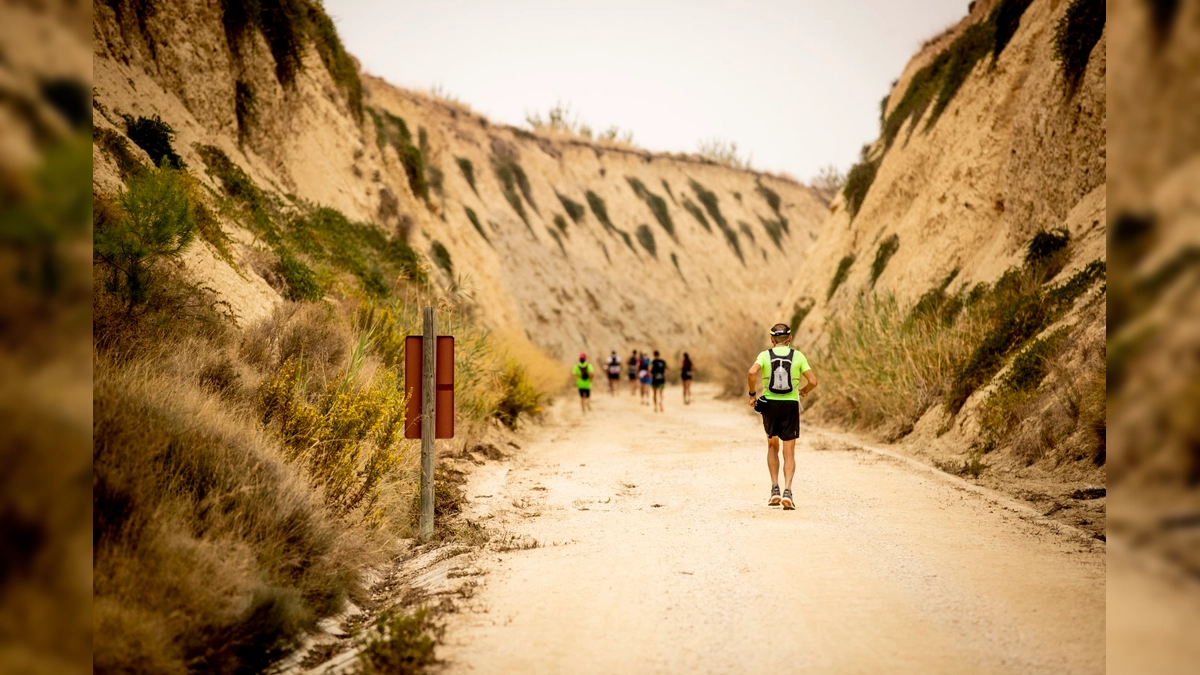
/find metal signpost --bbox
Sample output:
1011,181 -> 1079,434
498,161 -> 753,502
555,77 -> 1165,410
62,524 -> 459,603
404,307 -> 454,542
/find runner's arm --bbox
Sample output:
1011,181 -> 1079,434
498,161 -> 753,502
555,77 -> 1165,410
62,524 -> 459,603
746,363 -> 761,406
799,370 -> 818,397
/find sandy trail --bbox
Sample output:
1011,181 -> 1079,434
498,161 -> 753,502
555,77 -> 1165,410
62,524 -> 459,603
438,384 -> 1105,674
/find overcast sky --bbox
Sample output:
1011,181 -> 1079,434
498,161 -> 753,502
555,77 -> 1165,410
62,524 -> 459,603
326,0 -> 967,181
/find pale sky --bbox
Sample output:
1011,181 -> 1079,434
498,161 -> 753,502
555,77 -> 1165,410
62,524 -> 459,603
326,0 -> 967,181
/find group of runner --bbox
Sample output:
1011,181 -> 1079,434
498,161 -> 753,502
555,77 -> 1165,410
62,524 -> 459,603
571,322 -> 818,512
571,349 -> 694,413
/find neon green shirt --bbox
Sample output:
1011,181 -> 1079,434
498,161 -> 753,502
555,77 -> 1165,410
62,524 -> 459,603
755,347 -> 811,401
572,362 -> 594,390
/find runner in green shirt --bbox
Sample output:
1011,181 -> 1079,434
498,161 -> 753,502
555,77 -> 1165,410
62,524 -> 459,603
572,353 -> 595,413
747,323 -> 817,510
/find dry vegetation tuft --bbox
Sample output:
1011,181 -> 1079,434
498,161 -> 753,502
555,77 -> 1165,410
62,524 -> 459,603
92,129 -> 556,673
814,231 -> 1106,469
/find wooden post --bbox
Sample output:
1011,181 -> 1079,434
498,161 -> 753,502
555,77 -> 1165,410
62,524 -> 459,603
419,306 -> 436,542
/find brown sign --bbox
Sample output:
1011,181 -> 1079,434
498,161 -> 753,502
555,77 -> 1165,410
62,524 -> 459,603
403,335 -> 455,439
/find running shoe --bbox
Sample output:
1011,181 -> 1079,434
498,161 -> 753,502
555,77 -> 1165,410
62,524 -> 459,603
781,489 -> 795,510
768,485 -> 781,506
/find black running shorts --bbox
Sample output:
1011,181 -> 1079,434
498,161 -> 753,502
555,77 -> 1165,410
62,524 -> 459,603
760,399 -> 800,440
578,388 -> 591,398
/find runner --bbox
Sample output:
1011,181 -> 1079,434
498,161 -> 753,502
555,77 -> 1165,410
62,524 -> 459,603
650,350 -> 668,412
680,352 -> 694,405
747,324 -> 817,510
627,350 -> 640,395
638,352 -> 652,405
572,352 -> 595,413
605,351 -> 622,395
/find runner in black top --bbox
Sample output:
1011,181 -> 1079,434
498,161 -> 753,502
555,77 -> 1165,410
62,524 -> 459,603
650,350 -> 668,413
605,351 -> 621,395
627,350 -> 640,396
681,352 -> 694,405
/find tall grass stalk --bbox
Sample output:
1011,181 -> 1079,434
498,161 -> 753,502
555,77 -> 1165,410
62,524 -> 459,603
821,294 -> 986,430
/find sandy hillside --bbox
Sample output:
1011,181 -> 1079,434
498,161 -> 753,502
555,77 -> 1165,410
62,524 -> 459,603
92,1 -> 827,366
765,0 -> 1108,499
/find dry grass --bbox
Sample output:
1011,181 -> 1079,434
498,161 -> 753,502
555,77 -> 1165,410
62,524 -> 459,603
92,270 -> 553,672
711,323 -> 773,398
93,353 -> 375,674
819,294 -> 987,433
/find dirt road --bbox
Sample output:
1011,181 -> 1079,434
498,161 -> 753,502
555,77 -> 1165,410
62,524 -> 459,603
438,384 -> 1105,674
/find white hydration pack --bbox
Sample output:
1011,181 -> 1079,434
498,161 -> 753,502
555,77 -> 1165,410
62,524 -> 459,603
768,348 -> 795,395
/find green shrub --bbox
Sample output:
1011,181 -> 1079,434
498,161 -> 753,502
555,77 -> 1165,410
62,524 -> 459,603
430,240 -> 453,276
358,606 -> 439,674
95,127 -> 146,181
1000,327 -> 1068,393
738,221 -> 755,244
197,144 -> 262,207
689,179 -> 728,231
945,292 -> 1049,414
671,252 -> 685,282
627,177 -> 676,241
635,224 -> 657,258
221,0 -> 308,83
465,206 -> 489,243
196,144 -> 280,241
756,183 -> 782,218
1025,227 -> 1070,280
910,268 -> 961,322
870,234 -> 900,286
274,250 -> 323,301
927,22 -> 993,124
396,143 -> 429,204
992,0 -> 1035,61
1025,228 -> 1070,267
220,0 -> 361,117
585,190 -> 635,252
123,114 -> 185,169
545,226 -> 567,257
384,238 -> 427,285
880,0 -> 1034,149
827,254 -> 855,301
843,158 -> 878,218
371,109 -> 428,203
789,298 -> 815,331
1046,259 -> 1105,310
942,259 -> 1103,416
305,1 -> 363,121
661,179 -> 676,204
690,180 -> 742,261
513,162 -> 537,213
556,192 -> 586,223
427,166 -> 444,197
494,360 -> 542,430
552,214 -> 569,234
758,216 -> 784,250
1052,0 -> 1105,91
493,158 -> 528,225
94,167 -> 197,310
680,196 -> 710,233
456,157 -> 477,195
